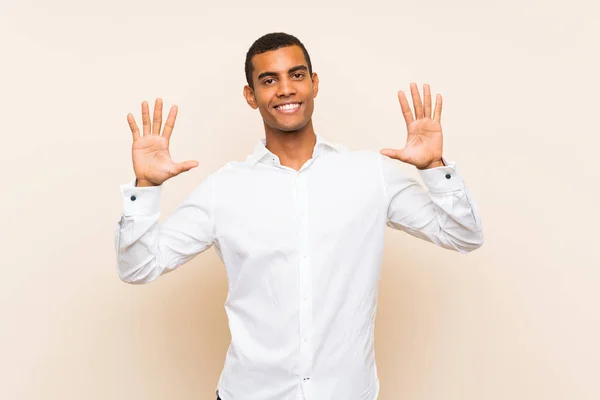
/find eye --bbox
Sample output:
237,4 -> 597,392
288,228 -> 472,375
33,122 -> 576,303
263,78 -> 275,85
292,73 -> 305,79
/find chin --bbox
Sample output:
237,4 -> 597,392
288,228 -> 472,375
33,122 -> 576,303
277,125 -> 305,132
272,118 -> 310,132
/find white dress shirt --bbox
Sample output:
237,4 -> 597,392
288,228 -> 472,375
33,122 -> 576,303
115,133 -> 483,400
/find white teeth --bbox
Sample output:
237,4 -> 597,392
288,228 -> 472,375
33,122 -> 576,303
276,103 -> 300,111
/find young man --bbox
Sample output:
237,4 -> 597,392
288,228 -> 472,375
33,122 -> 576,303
116,32 -> 483,400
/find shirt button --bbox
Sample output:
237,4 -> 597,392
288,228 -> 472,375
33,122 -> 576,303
130,195 -> 137,201
302,296 -> 308,301
445,174 -> 451,179
302,337 -> 308,342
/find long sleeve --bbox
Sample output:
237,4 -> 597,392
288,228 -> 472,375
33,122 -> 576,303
378,154 -> 484,254
114,175 -> 216,284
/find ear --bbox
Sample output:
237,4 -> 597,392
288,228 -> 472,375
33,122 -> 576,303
311,72 -> 319,98
243,85 -> 258,109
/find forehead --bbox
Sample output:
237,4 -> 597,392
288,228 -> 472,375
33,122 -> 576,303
251,45 -> 307,77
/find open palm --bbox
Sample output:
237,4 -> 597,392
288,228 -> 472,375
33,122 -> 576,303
380,83 -> 444,170
127,99 -> 198,186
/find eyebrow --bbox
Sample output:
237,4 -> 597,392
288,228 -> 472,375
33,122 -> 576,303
257,65 -> 308,81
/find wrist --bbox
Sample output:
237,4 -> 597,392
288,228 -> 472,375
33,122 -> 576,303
418,159 -> 445,170
135,178 -> 158,187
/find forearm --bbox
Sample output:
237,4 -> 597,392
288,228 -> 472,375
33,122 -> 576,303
115,176 -> 216,284
415,162 -> 483,252
115,180 -> 165,284
382,155 -> 484,253
387,185 -> 483,253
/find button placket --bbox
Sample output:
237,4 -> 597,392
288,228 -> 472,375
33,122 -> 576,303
295,173 -> 313,380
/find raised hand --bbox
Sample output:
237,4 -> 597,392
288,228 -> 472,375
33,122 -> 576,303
380,83 -> 444,170
127,98 -> 199,187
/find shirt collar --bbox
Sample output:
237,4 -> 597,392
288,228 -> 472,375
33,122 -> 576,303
248,133 -> 339,166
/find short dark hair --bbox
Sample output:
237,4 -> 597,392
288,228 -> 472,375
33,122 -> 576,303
245,32 -> 313,90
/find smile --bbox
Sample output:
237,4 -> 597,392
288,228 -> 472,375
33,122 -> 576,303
274,102 -> 302,113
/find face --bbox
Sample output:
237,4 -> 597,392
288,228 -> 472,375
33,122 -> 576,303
244,45 -> 319,133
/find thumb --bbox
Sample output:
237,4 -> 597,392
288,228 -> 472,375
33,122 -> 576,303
380,148 -> 408,163
173,160 -> 199,176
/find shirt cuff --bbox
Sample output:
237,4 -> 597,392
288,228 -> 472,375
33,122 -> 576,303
417,157 -> 466,193
120,179 -> 162,216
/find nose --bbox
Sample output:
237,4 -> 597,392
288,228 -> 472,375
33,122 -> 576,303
277,76 -> 296,97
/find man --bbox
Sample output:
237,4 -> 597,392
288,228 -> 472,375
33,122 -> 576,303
115,32 -> 483,400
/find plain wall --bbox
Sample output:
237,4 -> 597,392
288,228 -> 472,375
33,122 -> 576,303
1,1 -> 598,399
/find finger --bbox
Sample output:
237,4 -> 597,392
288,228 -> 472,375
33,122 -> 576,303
433,94 -> 443,124
141,101 -> 150,136
397,90 -> 414,126
152,98 -> 163,135
127,113 -> 140,140
423,84 -> 432,119
173,160 -> 199,176
410,82 -> 423,119
162,105 -> 178,141
380,148 -> 407,162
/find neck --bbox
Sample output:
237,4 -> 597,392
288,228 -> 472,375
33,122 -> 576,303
263,120 -> 317,170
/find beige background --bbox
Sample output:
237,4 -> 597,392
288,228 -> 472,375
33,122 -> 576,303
1,1 -> 598,399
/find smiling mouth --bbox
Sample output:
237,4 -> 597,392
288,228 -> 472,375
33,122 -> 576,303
274,102 -> 302,113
